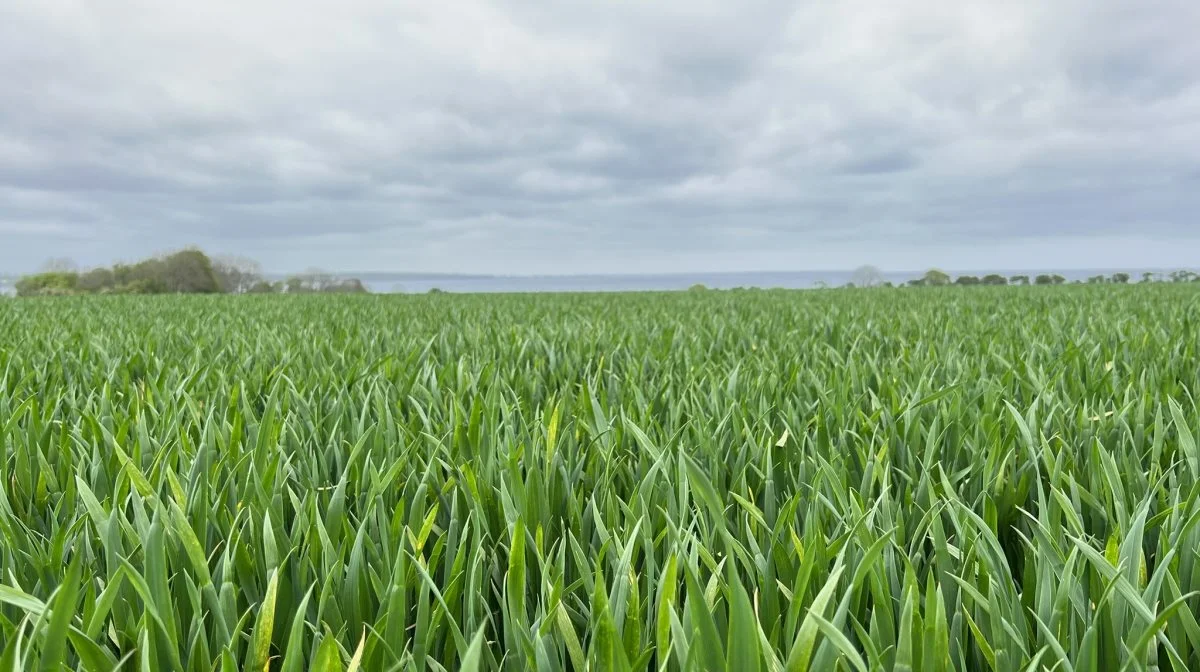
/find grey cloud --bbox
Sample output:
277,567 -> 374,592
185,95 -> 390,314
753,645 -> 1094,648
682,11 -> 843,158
842,151 -> 920,175
1,0 -> 1199,274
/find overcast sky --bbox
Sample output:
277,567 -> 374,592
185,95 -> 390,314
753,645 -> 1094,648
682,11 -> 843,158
2,0 -> 1198,275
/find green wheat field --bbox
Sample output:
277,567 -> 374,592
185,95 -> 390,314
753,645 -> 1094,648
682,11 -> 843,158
3,286 -> 1200,671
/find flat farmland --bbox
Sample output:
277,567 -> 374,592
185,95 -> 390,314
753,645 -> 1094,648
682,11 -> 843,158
2,287 -> 1200,671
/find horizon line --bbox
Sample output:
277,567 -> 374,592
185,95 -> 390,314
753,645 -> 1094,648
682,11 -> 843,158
267,266 -> 1193,280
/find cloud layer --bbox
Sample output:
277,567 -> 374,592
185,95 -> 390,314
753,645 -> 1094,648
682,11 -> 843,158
2,0 -> 1198,273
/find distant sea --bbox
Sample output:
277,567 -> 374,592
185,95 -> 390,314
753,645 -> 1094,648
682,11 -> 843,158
1,269 -> 1183,296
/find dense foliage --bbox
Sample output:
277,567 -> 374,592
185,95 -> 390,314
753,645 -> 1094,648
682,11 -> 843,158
17,250 -> 223,296
13,250 -> 367,296
2,286 -> 1200,671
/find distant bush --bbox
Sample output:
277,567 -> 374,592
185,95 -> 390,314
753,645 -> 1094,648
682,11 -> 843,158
247,281 -> 279,294
907,269 -> 951,287
77,268 -> 115,293
15,272 -> 79,297
113,279 -> 164,295
688,284 -> 708,292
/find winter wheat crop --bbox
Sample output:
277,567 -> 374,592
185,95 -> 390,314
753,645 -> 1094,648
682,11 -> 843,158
2,286 -> 1200,670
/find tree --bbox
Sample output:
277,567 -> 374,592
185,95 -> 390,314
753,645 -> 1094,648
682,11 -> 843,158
1110,273 -> 1130,284
15,272 -> 79,296
77,267 -> 115,292
111,258 -> 168,293
213,255 -> 264,294
1010,275 -> 1030,286
981,274 -> 1008,286
1142,272 -> 1156,283
159,249 -> 221,293
954,275 -> 981,286
1035,275 -> 1054,285
13,248 -> 363,296
1169,270 -> 1197,283
921,269 -> 951,286
1087,275 -> 1107,284
850,265 -> 884,288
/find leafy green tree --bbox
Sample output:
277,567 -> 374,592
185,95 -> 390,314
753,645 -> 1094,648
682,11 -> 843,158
159,250 -> 221,293
981,274 -> 1008,285
14,272 -> 79,296
113,259 -> 168,293
1010,275 -> 1030,286
77,268 -> 116,292
954,275 -> 981,286
1110,273 -> 1130,284
14,249 -> 366,297
922,269 -> 951,286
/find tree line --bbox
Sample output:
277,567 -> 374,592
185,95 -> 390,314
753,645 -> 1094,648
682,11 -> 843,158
13,249 -> 369,297
848,267 -> 1199,288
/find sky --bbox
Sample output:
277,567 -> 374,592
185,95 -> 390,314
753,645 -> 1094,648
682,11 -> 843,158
1,0 -> 1199,275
